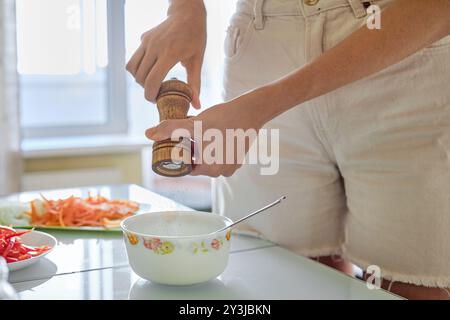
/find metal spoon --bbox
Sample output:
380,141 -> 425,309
214,195 -> 286,234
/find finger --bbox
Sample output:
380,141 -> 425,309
144,58 -> 177,102
135,51 -> 157,86
126,45 -> 145,76
140,30 -> 151,41
185,58 -> 203,109
145,118 -> 194,142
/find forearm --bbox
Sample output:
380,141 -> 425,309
240,0 -> 450,126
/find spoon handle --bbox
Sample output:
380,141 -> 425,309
216,196 -> 286,234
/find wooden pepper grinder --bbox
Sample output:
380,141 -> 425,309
152,78 -> 194,177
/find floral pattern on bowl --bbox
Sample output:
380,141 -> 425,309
125,231 -> 231,255
143,237 -> 174,255
191,241 -> 209,254
190,237 -> 226,254
226,229 -> 232,241
126,232 -> 139,246
211,238 -> 223,250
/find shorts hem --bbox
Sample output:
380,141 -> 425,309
343,250 -> 450,289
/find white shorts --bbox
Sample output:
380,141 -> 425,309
213,0 -> 450,288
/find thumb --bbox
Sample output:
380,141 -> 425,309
145,119 -> 195,142
185,58 -> 203,109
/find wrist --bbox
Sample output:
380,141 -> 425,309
230,74 -> 312,128
168,0 -> 206,17
230,85 -> 280,129
242,66 -> 318,126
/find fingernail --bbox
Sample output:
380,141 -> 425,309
193,98 -> 201,109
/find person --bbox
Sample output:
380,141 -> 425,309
126,0 -> 450,299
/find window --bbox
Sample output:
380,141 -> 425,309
17,0 -> 126,138
17,0 -> 238,139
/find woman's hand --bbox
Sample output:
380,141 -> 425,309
145,99 -> 266,177
126,0 -> 206,108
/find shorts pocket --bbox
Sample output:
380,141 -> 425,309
224,13 -> 255,64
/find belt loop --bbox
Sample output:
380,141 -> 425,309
347,0 -> 367,18
253,0 -> 265,30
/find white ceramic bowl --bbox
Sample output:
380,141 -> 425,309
121,211 -> 233,286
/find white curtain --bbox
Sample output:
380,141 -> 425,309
0,0 -> 21,196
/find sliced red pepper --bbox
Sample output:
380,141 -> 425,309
0,226 -> 15,238
4,229 -> 32,240
2,236 -> 16,258
1,227 -> 50,263
18,254 -> 31,260
5,257 -> 18,263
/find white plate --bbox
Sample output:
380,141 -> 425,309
6,230 -> 57,272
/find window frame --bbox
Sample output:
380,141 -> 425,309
21,0 -> 128,139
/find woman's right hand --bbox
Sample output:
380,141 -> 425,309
126,0 -> 206,108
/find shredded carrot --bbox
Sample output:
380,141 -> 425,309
26,195 -> 139,228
